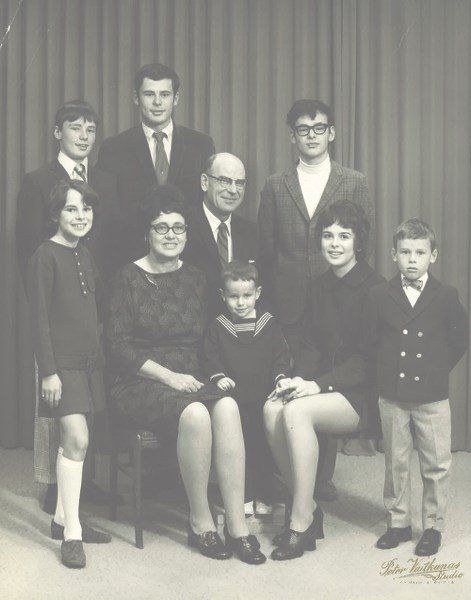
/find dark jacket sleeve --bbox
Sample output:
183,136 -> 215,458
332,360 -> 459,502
270,321 -> 294,383
16,174 -> 46,281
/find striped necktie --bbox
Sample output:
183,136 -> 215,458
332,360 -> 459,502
153,131 -> 169,184
74,163 -> 87,181
217,221 -> 229,264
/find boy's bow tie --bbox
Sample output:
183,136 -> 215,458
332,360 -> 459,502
402,278 -> 423,291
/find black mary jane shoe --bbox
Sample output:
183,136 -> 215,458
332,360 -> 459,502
272,506 -> 325,546
187,522 -> 232,560
223,526 -> 267,565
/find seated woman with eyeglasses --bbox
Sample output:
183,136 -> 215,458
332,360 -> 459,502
105,184 -> 266,564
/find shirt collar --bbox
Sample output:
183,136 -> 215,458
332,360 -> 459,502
57,151 -> 88,178
141,120 -> 174,143
322,260 -> 374,289
202,202 -> 232,235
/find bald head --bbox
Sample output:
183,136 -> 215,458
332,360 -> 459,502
201,153 -> 246,220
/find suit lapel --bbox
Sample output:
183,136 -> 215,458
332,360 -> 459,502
168,123 -> 184,181
388,273 -> 440,323
50,159 -> 70,179
283,166 -> 310,222
314,160 -> 343,217
194,204 -> 220,263
388,274 -> 413,313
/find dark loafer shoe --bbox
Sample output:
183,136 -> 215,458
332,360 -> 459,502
273,506 -> 325,546
271,526 -> 317,561
415,529 -> 441,556
223,526 -> 267,564
376,526 -> 412,549
61,539 -> 86,569
187,522 -> 232,560
51,520 -> 112,543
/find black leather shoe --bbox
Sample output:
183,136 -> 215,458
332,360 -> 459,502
271,527 -> 317,560
273,505 -> 325,546
187,522 -> 232,560
42,484 -> 57,515
223,526 -> 266,565
61,539 -> 86,569
51,520 -> 112,543
415,528 -> 441,556
376,526 -> 412,549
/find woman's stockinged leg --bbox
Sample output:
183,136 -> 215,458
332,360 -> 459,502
177,403 -> 215,533
263,399 -> 294,494
282,393 -> 360,532
209,396 -> 248,538
57,413 -> 89,540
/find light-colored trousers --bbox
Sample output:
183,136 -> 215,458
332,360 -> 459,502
378,397 -> 452,532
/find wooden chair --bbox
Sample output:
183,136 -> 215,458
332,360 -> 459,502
109,425 -> 161,549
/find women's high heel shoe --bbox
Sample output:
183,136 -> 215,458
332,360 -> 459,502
223,526 -> 267,564
271,507 -> 324,560
272,505 -> 324,546
187,522 -> 232,560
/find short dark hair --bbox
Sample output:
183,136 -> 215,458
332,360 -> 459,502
134,63 -> 180,94
46,179 -> 99,236
220,260 -> 260,289
314,200 -> 370,260
140,184 -> 188,235
54,100 -> 99,130
286,99 -> 333,129
393,218 -> 437,251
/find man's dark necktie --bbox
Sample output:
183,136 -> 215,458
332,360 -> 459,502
153,131 -> 169,184
74,163 -> 87,181
217,221 -> 229,264
402,278 -> 423,291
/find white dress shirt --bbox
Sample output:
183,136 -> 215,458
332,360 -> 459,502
203,203 -> 233,262
402,272 -> 428,307
57,151 -> 89,181
142,120 -> 173,166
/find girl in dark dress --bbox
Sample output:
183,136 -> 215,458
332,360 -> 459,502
106,185 -> 266,564
264,200 -> 384,560
27,180 -> 111,570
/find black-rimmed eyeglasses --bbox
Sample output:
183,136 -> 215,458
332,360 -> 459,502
150,223 -> 187,235
205,174 -> 246,190
294,123 -> 330,136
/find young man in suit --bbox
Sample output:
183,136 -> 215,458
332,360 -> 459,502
368,219 -> 468,556
97,63 -> 215,264
258,99 -> 376,501
182,152 -> 258,317
16,100 -> 119,514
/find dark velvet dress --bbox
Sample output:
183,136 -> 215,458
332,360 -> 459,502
106,262 -> 225,440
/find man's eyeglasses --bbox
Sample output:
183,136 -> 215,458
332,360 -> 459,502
205,174 -> 246,190
150,223 -> 187,235
294,123 -> 330,136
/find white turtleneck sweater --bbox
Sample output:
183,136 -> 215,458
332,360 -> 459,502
297,155 -> 331,219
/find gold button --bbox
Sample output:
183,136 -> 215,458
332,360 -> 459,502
399,373 -> 405,378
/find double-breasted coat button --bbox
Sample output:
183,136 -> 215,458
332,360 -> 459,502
416,353 -> 422,358
403,329 -> 408,335
417,331 -> 423,337
414,376 -> 420,381
400,351 -> 406,357
399,372 -> 405,378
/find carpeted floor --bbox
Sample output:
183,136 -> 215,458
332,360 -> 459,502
1,447 -> 470,600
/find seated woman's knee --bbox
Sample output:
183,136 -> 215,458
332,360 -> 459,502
179,402 -> 210,434
263,399 -> 283,429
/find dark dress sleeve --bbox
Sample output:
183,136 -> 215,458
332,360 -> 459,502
270,320 -> 294,383
202,320 -> 227,381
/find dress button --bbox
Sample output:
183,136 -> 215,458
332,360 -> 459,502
399,372 -> 405,378
414,376 -> 420,381
77,262 -> 81,266
416,353 -> 422,358
403,329 -> 408,335
417,331 -> 423,337
328,386 -> 333,391
83,291 -> 87,295
400,351 -> 406,357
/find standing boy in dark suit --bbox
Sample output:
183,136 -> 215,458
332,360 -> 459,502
97,63 -> 215,263
368,219 -> 468,556
182,152 -> 258,317
16,100 -> 118,514
258,99 -> 376,500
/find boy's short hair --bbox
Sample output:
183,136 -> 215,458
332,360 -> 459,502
393,218 -> 437,251
314,199 -> 370,260
140,184 -> 189,235
134,63 -> 180,94
54,100 -> 99,130
46,179 -> 99,236
220,260 -> 259,289
286,99 -> 333,129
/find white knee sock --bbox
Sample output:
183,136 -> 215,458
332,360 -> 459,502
56,447 -> 83,540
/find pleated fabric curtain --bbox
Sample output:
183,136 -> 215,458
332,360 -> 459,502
0,0 -> 470,450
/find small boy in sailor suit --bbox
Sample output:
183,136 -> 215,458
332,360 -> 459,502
366,218 -> 468,556
203,260 -> 293,515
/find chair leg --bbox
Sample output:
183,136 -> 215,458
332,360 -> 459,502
109,445 -> 118,521
133,433 -> 144,549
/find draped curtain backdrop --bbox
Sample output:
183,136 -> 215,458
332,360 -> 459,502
1,0 -> 470,450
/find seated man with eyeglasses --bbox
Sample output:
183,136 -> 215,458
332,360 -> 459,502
182,152 -> 259,318
258,99 -> 376,502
